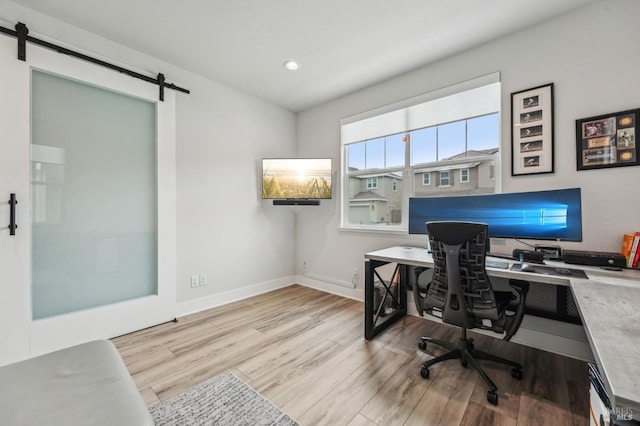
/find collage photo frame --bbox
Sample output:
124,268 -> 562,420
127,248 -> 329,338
576,108 -> 639,171
511,83 -> 554,176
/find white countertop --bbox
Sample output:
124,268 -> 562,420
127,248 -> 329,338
571,280 -> 640,414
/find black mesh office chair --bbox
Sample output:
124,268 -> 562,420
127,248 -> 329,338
414,221 -> 530,405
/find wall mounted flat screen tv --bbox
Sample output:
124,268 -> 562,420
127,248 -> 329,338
409,188 -> 582,241
262,158 -> 332,200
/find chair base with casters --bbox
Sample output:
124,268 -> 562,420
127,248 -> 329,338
414,221 -> 531,406
418,327 -> 523,405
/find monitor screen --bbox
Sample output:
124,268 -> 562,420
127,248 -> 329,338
262,158 -> 332,200
408,188 -> 582,241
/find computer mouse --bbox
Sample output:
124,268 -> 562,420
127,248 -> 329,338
520,263 -> 534,272
555,268 -> 572,275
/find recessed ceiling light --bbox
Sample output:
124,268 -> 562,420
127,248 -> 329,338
283,60 -> 300,70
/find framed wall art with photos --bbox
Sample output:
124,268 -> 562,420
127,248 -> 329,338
511,83 -> 554,176
576,108 -> 639,171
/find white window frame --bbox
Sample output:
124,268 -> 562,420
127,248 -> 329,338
439,171 -> 451,186
340,73 -> 501,232
367,177 -> 379,189
460,168 -> 469,183
423,172 -> 430,186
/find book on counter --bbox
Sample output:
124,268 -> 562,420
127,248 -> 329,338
622,232 -> 640,269
622,233 -> 635,260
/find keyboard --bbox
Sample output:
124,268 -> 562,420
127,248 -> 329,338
485,259 -> 510,269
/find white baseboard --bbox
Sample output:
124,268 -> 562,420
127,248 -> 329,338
176,276 -> 296,317
510,317 -> 594,362
177,276 -> 594,362
297,274 -> 364,301
176,274 -> 364,319
406,291 -> 594,361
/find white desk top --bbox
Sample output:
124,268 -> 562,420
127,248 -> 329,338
365,245 -> 640,413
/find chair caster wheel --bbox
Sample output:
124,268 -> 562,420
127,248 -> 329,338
418,340 -> 426,350
487,390 -> 498,405
420,367 -> 430,379
511,368 -> 523,380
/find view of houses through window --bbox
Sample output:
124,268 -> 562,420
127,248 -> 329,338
341,78 -> 501,230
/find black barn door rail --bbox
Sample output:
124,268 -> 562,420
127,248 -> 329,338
0,22 -> 190,101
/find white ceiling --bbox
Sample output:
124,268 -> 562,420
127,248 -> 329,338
7,0 -> 596,111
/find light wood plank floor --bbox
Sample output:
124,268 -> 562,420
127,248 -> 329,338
112,284 -> 590,426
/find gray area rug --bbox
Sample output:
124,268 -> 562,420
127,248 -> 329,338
150,372 -> 299,426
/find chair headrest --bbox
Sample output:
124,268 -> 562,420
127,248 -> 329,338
426,221 -> 488,245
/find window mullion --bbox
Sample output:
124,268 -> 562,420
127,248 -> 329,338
436,126 -> 439,161
465,119 -> 468,158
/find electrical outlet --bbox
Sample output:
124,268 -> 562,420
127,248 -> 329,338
199,274 -> 208,286
190,275 -> 199,288
353,266 -> 359,277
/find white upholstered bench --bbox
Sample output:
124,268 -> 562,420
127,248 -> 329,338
0,339 -> 152,426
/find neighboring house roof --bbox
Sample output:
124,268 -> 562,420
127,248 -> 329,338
351,171 -> 402,180
441,148 -> 499,161
350,191 -> 387,202
414,161 -> 480,173
414,148 -> 497,173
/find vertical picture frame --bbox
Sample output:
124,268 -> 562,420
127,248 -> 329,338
511,83 -> 554,176
576,108 -> 639,171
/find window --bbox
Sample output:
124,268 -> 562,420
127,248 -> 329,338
439,171 -> 450,186
460,168 -> 469,183
341,74 -> 500,230
423,173 -> 430,185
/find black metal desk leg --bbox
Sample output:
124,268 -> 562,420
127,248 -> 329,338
398,264 -> 408,314
364,259 -> 408,340
364,259 -> 374,340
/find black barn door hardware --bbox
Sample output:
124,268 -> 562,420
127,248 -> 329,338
0,22 -> 190,101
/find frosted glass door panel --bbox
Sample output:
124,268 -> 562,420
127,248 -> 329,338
31,70 -> 157,319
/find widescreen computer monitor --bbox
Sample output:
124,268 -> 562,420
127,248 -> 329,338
408,188 -> 582,241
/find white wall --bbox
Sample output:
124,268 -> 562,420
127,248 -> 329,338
175,73 -> 299,313
296,0 -> 640,294
0,3 -> 298,318
2,0 -> 639,334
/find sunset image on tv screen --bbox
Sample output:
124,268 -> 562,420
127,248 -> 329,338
262,158 -> 332,199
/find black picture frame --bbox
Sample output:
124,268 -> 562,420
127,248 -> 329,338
576,108 -> 639,171
511,83 -> 554,176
